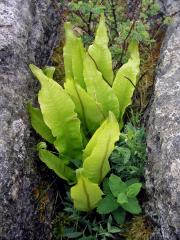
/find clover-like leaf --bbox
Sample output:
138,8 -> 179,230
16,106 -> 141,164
121,197 -> 142,214
127,183 -> 142,198
109,174 -> 127,197
117,192 -> 128,205
112,208 -> 126,224
97,195 -> 119,214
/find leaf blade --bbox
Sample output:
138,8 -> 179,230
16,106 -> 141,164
112,41 -> 140,128
109,174 -> 127,197
88,14 -> 114,85
29,64 -> 83,160
63,23 -> 86,89
127,183 -> 142,198
117,192 -> 128,205
97,195 -> 119,214
64,79 -> 105,134
43,66 -> 55,78
82,112 -> 120,184
28,103 -> 55,144
39,148 -> 75,182
70,173 -> 103,211
83,54 -> 119,119
121,197 -> 142,214
112,208 -> 126,224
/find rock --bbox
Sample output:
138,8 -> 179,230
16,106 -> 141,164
145,1 -> 180,240
159,0 -> 180,15
0,1 -> 60,239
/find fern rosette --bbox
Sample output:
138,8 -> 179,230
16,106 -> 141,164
28,14 -> 140,212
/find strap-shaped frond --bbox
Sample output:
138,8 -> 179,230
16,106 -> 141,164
29,64 -> 83,160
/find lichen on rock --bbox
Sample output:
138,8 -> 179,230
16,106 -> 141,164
145,1 -> 180,239
0,1 -> 60,239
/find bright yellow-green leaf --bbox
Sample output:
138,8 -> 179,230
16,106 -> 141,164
83,54 -> 119,119
63,23 -> 86,89
63,22 -> 74,79
43,66 -> 55,78
29,64 -> 83,160
72,38 -> 86,89
88,14 -> 114,86
28,103 -> 55,144
64,79 -> 105,134
39,148 -> 75,182
82,112 -> 120,184
70,170 -> 103,211
112,41 -> 140,128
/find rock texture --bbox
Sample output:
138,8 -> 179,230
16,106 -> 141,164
0,1 -> 60,239
146,1 -> 180,239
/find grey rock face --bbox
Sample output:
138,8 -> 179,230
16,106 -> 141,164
145,1 -> 180,239
0,1 -> 60,239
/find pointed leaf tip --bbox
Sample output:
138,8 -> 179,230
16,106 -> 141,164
112,40 -> 140,127
29,64 -> 42,73
88,14 -> 113,85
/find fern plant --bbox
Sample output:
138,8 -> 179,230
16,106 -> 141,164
28,14 -> 140,212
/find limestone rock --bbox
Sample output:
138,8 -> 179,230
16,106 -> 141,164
0,1 -> 60,239
145,1 -> 180,239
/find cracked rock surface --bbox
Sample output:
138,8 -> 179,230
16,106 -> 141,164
146,1 -> 180,239
0,1 -> 60,239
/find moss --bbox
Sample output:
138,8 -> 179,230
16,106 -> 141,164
122,216 -> 152,240
132,29 -> 166,113
51,40 -> 65,85
33,182 -> 50,222
52,212 -> 72,239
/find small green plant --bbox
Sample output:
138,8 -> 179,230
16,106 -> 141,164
110,122 -> 147,180
97,174 -> 142,218
66,0 -> 162,67
29,14 -> 140,212
53,193 -> 122,239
